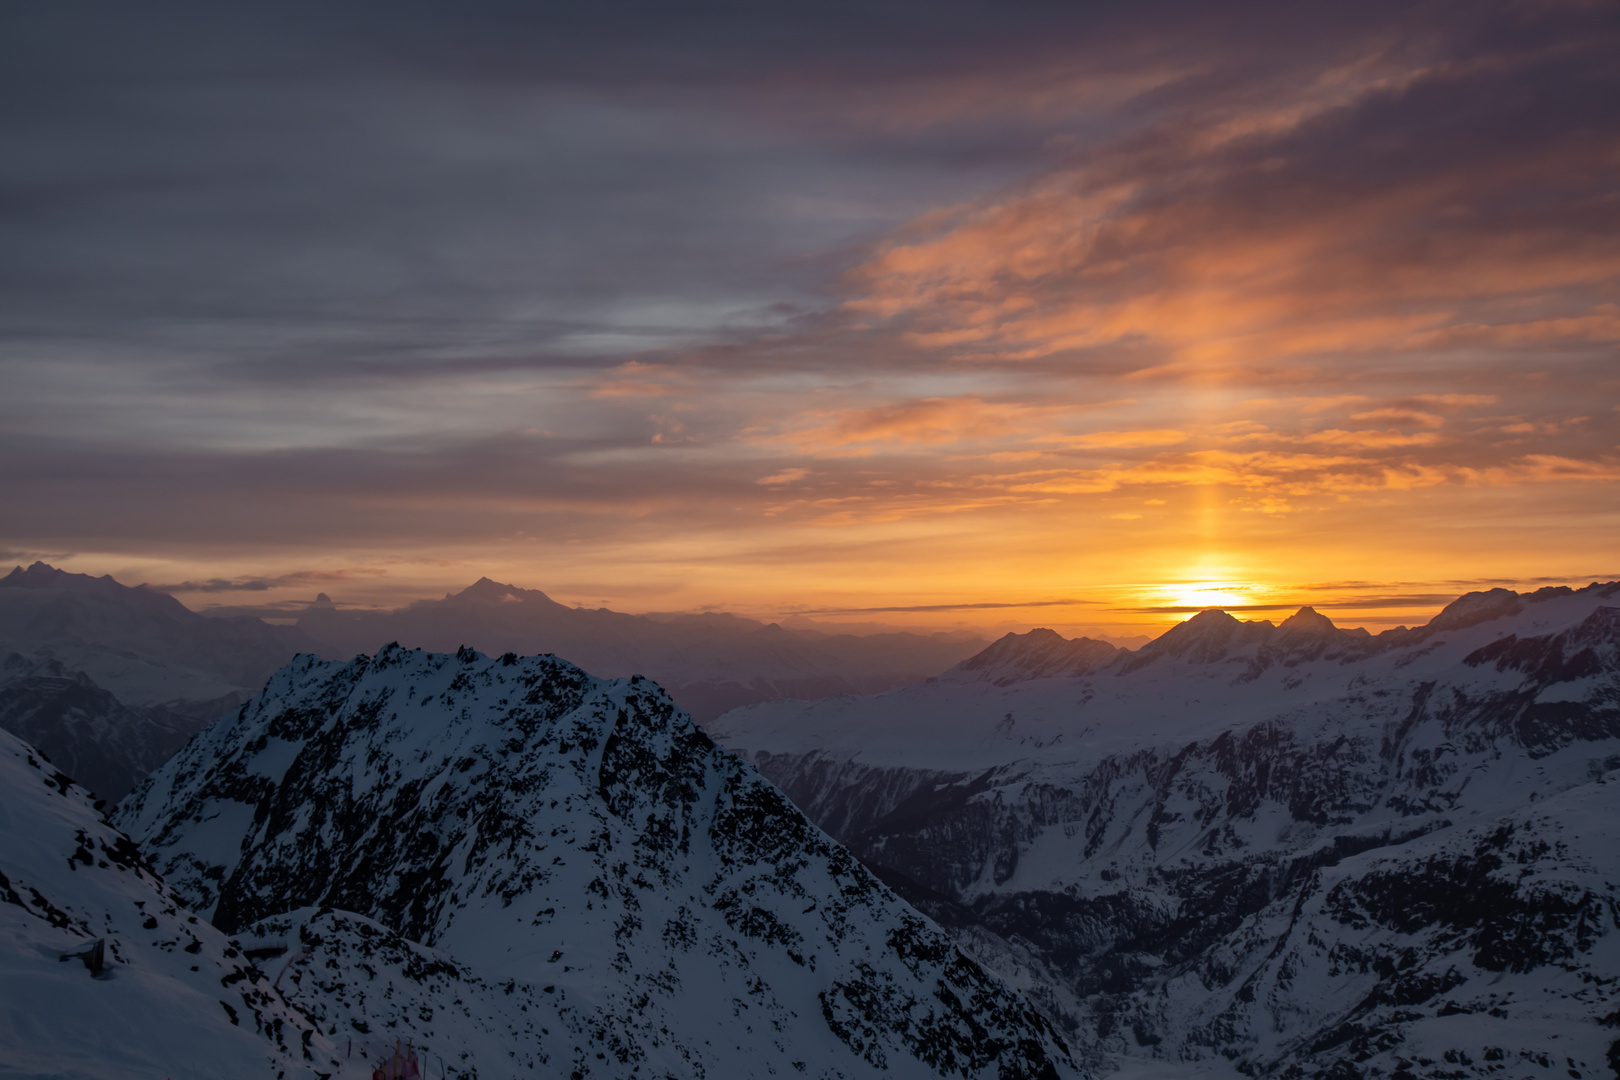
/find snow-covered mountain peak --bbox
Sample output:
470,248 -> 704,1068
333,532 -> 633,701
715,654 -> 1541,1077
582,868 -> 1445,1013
1117,607 -> 1273,671
943,629 -> 1119,686
5,560 -> 116,590
116,645 -> 1079,1079
1423,585 -> 1527,634
1275,604 -> 1337,636
450,576 -> 566,607
2,560 -> 188,616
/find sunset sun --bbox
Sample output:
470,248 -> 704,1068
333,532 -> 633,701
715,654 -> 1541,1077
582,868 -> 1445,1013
1162,582 -> 1257,611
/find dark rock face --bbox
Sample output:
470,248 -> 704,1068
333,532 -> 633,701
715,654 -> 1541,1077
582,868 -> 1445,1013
117,646 -> 1079,1079
717,584 -> 1620,1077
0,653 -> 209,801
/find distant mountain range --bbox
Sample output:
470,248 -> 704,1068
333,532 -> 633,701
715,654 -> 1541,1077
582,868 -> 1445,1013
710,582 -> 1620,1076
0,562 -> 309,716
8,556 -> 1618,1077
295,575 -> 986,721
0,561 -> 984,798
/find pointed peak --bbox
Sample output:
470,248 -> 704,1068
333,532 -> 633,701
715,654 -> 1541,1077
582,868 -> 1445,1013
6,561 -> 63,582
1182,608 -> 1242,627
1278,606 -> 1337,635
1,562 -> 126,593
1426,587 -> 1524,633
452,577 -> 563,608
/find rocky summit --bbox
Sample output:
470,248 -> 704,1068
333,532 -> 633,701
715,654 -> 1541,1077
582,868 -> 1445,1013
115,645 -> 1077,1079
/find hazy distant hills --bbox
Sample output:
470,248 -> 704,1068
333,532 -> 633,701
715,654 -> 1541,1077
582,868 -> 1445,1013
296,576 -> 986,721
0,562 -> 985,798
712,582 -> 1620,1076
0,562 -> 310,716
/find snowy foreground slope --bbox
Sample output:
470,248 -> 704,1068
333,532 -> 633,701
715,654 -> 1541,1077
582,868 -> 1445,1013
709,585 -> 1620,1078
115,646 -> 1077,1079
0,728 -> 344,1080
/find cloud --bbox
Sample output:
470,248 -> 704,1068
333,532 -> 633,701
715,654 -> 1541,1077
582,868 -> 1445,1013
841,5 -> 1620,379
768,396 -> 1051,452
0,1 -> 1614,626
150,569 -> 391,594
790,599 -> 1099,616
1064,429 -> 1188,449
756,468 -> 811,486
0,549 -> 75,565
1349,409 -> 1444,428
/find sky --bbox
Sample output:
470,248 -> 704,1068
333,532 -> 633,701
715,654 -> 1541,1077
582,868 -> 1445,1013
2,0 -> 1616,637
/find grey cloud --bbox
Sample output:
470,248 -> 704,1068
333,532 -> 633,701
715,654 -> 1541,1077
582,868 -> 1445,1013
147,570 -> 383,594
791,599 -> 1100,615
2,0 -> 1614,579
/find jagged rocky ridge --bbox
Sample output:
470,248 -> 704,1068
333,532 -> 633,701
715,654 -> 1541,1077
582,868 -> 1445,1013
709,584 -> 1620,1078
115,645 -> 1078,1079
0,726 -> 342,1080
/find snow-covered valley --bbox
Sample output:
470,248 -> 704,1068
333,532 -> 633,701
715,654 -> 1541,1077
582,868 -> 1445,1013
709,585 -> 1620,1078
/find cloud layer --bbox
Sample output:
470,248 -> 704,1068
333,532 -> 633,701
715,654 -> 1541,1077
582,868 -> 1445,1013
1,1 -> 1615,629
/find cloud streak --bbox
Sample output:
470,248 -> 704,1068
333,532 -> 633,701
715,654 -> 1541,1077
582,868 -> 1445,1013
1,1 -> 1615,632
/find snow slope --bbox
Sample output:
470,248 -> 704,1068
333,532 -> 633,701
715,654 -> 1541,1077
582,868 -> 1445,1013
0,727 -> 347,1080
116,645 -> 1077,1079
709,584 -> 1620,1077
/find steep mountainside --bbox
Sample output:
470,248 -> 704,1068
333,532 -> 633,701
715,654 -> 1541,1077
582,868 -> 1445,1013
116,646 -> 1078,1079
0,562 -> 307,716
0,653 -> 209,801
297,577 -> 983,721
0,727 -> 342,1080
710,584 -> 1620,1078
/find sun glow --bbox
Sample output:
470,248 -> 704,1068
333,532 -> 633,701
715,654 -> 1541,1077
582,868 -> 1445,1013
1162,581 -> 1256,611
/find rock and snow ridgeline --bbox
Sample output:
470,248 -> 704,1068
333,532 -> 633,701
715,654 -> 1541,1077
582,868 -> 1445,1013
102,645 -> 1076,1079
709,584 -> 1620,1078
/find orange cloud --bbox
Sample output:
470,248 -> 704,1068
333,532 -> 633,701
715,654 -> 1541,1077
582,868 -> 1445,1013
1062,429 -> 1188,449
1348,409 -> 1445,427
767,395 -> 1053,453
839,42 -> 1620,383
589,362 -> 687,399
756,468 -> 811,486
